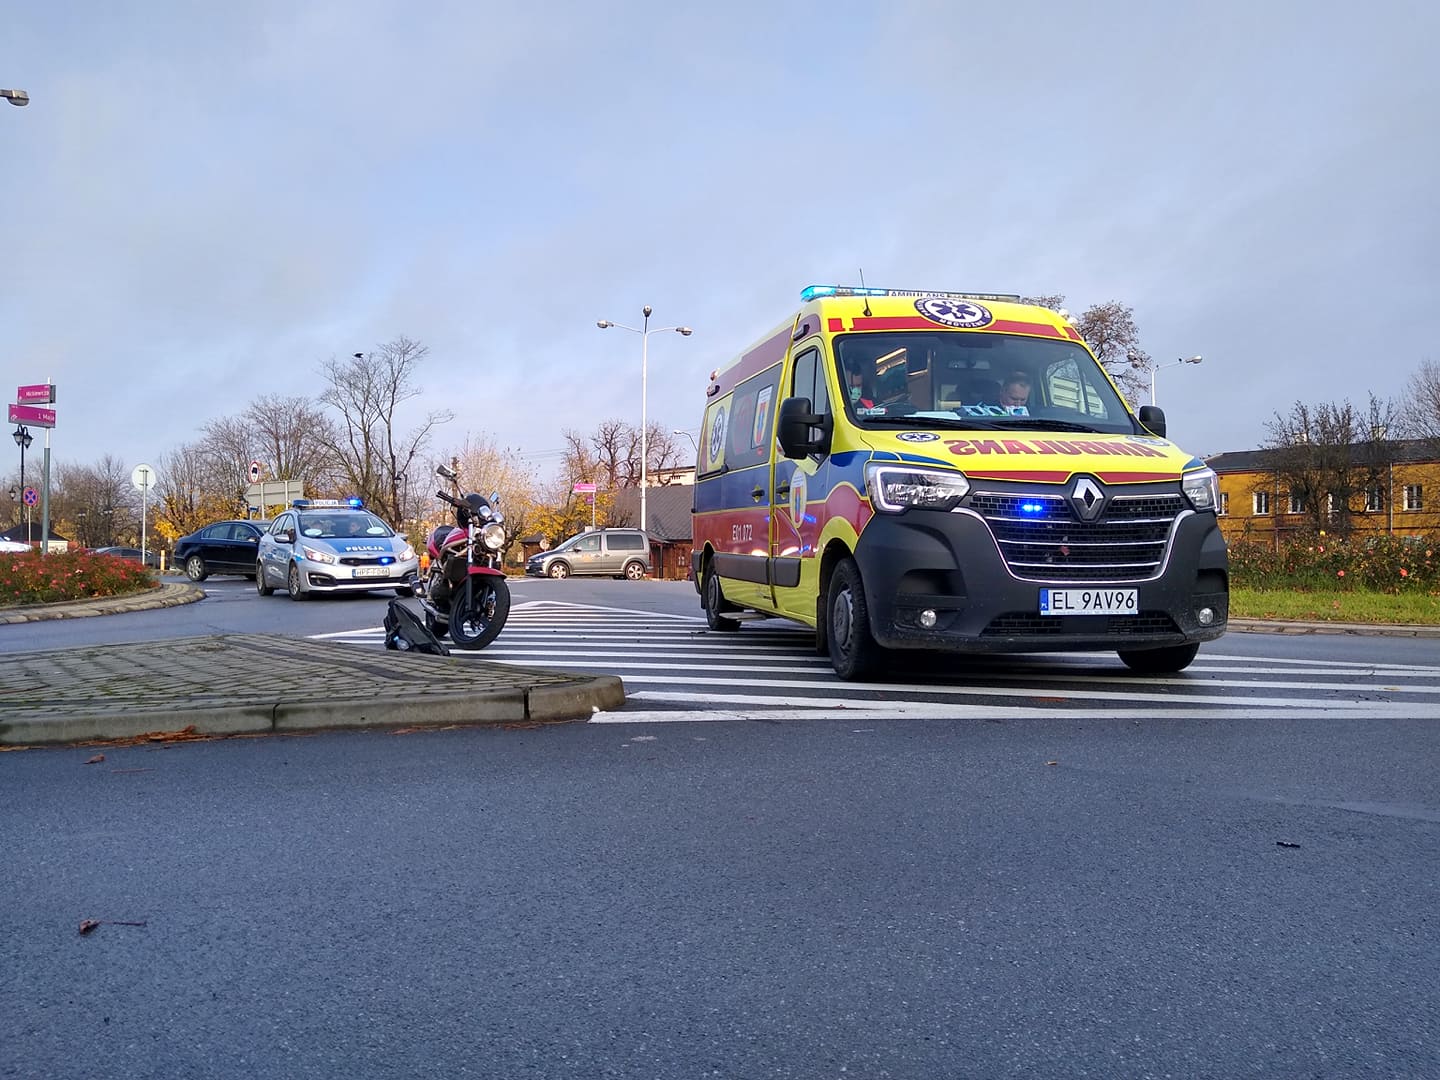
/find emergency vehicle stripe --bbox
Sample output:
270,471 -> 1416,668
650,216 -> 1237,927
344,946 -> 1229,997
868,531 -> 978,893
961,468 -> 1176,484
825,316 -> 1068,338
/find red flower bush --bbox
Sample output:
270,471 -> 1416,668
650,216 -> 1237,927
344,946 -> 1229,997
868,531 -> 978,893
0,549 -> 156,606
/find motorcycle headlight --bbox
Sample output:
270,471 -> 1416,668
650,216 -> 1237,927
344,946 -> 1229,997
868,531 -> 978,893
301,545 -> 337,564
480,522 -> 506,552
1182,467 -> 1219,511
864,463 -> 970,513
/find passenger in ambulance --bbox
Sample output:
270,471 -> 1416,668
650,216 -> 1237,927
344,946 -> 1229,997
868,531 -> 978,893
999,370 -> 1032,409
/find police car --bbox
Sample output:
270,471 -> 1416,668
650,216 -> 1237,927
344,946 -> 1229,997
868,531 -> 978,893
256,498 -> 419,601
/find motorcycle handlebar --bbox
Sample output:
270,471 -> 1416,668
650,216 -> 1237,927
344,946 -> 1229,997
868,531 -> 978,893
436,490 -> 464,507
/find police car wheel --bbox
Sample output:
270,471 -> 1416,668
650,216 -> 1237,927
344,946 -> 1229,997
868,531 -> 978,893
255,563 -> 274,596
287,563 -> 307,601
702,565 -> 740,632
826,558 -> 882,681
1117,642 -> 1200,674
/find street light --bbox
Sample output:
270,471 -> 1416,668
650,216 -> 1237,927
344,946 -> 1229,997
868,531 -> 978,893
596,307 -> 693,532
1151,355 -> 1202,406
1,88 -> 28,107
12,425 -> 32,539
672,429 -> 699,454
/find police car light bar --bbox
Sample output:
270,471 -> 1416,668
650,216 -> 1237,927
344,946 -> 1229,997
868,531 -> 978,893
799,284 -> 1023,303
292,498 -> 365,509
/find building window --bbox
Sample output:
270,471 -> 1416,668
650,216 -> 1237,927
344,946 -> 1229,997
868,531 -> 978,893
1403,484 -> 1424,511
1365,487 -> 1384,513
1218,492 -> 1229,515
1253,491 -> 1271,515
1287,491 -> 1306,515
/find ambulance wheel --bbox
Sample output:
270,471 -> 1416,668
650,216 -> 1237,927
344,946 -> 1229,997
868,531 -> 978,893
826,558 -> 881,681
702,565 -> 740,632
1117,642 -> 1200,673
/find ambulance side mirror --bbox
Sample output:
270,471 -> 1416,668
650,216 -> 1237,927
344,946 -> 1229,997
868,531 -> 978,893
1137,404 -> 1166,439
777,397 -> 832,458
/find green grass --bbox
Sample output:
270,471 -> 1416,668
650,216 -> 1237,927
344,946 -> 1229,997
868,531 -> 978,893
1231,587 -> 1440,625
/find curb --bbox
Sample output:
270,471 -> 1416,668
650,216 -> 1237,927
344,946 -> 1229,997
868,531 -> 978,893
0,582 -> 205,624
1228,618 -> 1440,638
0,635 -> 626,747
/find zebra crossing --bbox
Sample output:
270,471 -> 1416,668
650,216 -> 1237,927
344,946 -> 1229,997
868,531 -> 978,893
312,599 -> 1440,724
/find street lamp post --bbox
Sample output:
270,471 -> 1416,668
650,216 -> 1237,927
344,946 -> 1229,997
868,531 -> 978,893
672,429 -> 699,454
597,307 -> 693,533
12,425 -> 33,540
1151,355 -> 1203,406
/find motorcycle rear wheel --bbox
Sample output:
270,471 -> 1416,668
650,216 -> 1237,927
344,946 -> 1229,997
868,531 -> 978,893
449,577 -> 510,650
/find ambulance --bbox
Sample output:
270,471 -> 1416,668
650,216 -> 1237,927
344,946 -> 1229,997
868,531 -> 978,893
691,285 -> 1228,680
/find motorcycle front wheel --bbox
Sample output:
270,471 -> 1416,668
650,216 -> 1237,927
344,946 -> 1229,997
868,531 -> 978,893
448,577 -> 510,650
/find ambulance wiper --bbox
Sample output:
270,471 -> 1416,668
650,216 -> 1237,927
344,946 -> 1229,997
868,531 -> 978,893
994,418 -> 1105,433
865,415 -> 1006,430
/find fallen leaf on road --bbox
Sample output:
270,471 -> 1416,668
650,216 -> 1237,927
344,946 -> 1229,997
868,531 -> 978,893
78,920 -> 100,935
83,754 -> 105,765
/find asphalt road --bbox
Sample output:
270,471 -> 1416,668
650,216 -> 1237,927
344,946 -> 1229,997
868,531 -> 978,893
3,577 -> 1437,1077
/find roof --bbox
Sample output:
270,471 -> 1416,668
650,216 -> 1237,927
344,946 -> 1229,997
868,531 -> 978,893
1207,438 -> 1440,473
610,485 -> 694,543
1,524 -> 71,543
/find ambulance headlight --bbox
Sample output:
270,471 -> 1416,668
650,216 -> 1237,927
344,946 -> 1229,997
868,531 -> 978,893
865,463 -> 970,513
1182,468 -> 1219,511
480,522 -> 507,552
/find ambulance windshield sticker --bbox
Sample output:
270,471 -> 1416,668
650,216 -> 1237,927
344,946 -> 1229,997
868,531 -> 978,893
916,297 -> 993,329
706,404 -> 728,471
753,385 -> 774,448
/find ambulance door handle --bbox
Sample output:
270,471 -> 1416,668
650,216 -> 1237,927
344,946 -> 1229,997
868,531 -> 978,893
775,482 -> 791,499
751,485 -> 765,502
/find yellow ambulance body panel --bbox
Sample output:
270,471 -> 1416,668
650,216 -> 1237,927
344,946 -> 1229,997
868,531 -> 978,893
691,286 -> 1228,680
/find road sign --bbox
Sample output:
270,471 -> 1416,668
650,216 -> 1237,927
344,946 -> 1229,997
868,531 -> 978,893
572,482 -> 597,493
249,459 -> 263,483
131,463 -> 156,491
16,384 -> 55,404
22,486 -> 38,506
8,403 -> 56,428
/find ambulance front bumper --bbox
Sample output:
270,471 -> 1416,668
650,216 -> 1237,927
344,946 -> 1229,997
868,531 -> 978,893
850,508 -> 1228,654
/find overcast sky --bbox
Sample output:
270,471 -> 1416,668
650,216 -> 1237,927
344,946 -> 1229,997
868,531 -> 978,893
2,1 -> 1435,490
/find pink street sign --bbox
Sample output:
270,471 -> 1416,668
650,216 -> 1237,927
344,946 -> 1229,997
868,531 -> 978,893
8,403 -> 56,428
17,383 -> 55,404
572,482 -> 597,493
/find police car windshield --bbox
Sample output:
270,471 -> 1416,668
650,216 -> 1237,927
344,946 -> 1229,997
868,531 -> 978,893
836,332 -> 1137,435
298,513 -> 393,539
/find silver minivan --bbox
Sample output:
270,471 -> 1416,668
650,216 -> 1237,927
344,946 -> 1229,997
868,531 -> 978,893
525,528 -> 650,580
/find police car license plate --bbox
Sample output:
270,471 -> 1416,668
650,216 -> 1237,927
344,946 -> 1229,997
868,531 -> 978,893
354,567 -> 389,579
1039,588 -> 1137,615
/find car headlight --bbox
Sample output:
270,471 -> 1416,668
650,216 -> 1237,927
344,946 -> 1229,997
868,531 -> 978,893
301,545 -> 338,564
1182,467 -> 1219,511
399,545 -> 416,561
864,463 -> 971,513
480,522 -> 506,552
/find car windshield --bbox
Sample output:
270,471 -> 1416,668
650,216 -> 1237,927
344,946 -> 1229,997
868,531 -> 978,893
298,513 -> 393,539
834,332 -> 1139,435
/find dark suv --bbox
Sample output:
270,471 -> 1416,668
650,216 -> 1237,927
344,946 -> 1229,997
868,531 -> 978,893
525,528 -> 650,580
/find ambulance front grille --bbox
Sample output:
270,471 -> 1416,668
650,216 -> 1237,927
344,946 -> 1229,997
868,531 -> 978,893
969,492 -> 1186,582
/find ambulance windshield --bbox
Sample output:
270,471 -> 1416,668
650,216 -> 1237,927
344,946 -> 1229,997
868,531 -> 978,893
835,333 -> 1137,434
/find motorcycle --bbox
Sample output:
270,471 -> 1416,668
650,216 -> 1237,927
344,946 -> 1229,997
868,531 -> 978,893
411,464 -> 511,649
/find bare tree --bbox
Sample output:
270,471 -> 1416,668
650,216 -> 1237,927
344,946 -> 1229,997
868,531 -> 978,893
434,434 -> 543,560
317,338 -> 453,524
580,419 -> 682,491
197,415 -> 262,515
56,456 -> 137,546
244,395 -> 338,485
1400,358 -> 1440,454
1263,394 -> 1400,535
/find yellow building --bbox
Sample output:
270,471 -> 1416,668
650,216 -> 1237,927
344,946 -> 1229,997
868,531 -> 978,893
1207,439 -> 1440,546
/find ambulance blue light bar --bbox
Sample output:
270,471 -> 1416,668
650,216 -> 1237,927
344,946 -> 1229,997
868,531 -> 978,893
799,284 -> 1022,303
